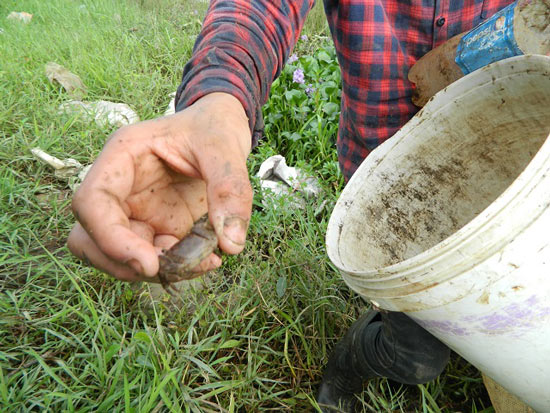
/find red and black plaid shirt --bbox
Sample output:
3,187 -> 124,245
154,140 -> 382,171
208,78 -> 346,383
176,0 -> 512,180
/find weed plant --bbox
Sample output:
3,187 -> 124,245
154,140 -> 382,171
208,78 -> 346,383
0,0 -> 492,411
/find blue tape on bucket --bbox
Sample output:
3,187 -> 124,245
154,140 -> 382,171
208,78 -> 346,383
455,2 -> 523,75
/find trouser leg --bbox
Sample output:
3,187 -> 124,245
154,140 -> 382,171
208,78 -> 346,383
317,310 -> 450,411
357,311 -> 450,385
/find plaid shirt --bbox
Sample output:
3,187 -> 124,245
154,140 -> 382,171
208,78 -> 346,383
176,0 -> 513,180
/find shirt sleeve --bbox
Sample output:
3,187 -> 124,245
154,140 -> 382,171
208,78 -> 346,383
175,0 -> 314,147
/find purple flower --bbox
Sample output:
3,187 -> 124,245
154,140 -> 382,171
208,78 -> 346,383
288,53 -> 298,64
300,34 -> 308,41
293,68 -> 305,84
305,84 -> 316,96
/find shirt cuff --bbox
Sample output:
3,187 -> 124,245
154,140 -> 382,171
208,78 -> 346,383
174,49 -> 264,149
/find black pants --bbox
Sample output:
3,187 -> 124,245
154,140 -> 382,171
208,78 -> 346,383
353,311 -> 450,384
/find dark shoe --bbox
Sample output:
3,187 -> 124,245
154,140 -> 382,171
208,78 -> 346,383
316,345 -> 362,412
316,311 -> 381,412
316,310 -> 451,412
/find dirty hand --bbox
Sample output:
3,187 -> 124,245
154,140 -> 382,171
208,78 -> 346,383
67,93 -> 253,282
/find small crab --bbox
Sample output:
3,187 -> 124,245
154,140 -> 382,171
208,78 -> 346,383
158,214 -> 218,293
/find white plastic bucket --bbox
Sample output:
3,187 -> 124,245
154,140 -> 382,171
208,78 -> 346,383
326,55 -> 550,411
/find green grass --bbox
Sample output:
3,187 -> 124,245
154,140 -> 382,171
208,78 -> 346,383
0,0 -> 493,411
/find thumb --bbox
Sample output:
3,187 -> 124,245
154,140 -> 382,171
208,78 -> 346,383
180,92 -> 253,255
203,157 -> 253,255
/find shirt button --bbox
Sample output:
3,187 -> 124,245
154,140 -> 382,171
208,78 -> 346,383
436,17 -> 446,27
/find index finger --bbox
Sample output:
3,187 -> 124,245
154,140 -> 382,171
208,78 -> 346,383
72,142 -> 159,277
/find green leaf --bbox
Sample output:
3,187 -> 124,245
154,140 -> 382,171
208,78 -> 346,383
317,50 -> 332,63
284,89 -> 304,105
319,81 -> 338,98
219,339 -> 241,349
301,56 -> 319,73
268,113 -> 283,122
133,331 -> 151,344
288,132 -> 302,142
123,286 -> 134,303
104,343 -> 120,365
276,275 -> 287,298
322,102 -> 340,116
135,355 -> 154,369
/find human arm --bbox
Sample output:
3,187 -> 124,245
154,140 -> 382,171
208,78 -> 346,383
176,0 -> 315,147
67,0 -> 314,282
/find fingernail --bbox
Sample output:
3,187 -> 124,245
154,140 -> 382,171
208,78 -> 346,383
223,216 -> 248,246
127,259 -> 144,275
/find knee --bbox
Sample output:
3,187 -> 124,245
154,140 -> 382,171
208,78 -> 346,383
400,344 -> 450,385
381,312 -> 451,384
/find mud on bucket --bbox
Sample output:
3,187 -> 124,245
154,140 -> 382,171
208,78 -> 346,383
326,55 -> 550,411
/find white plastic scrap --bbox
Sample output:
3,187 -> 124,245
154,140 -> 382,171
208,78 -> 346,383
164,92 -> 177,116
31,148 -> 82,179
31,148 -> 91,190
256,155 -> 321,209
58,100 -> 140,128
7,12 -> 32,24
45,62 -> 87,99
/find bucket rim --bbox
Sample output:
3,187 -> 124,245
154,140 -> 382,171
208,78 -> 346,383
326,55 -> 550,291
